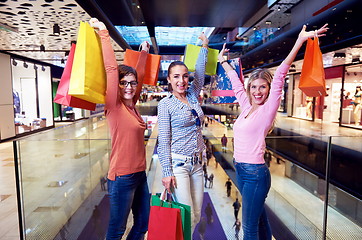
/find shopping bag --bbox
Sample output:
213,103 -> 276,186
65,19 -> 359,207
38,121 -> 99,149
68,21 -> 106,103
151,192 -> 191,240
184,44 -> 219,76
54,43 -> 96,111
123,49 -> 161,86
299,37 -> 327,97
148,205 -> 184,240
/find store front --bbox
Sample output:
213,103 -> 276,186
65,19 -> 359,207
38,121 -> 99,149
341,64 -> 362,129
290,64 -> 362,129
12,58 -> 54,134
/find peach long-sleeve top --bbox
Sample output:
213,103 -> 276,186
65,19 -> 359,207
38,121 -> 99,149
98,30 -> 147,180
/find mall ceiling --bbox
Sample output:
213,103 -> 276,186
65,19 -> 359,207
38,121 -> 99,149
0,0 -> 361,71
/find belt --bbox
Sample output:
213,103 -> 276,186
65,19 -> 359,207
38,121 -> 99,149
172,153 -> 202,166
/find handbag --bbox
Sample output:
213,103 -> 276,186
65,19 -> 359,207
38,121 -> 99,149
123,49 -> 161,86
54,43 -> 96,111
151,192 -> 192,240
184,44 -> 219,76
68,21 -> 106,103
148,192 -> 184,240
299,36 -> 327,97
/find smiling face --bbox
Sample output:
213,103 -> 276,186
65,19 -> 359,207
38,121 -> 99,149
247,68 -> 272,106
167,63 -> 189,96
248,78 -> 270,106
119,74 -> 137,101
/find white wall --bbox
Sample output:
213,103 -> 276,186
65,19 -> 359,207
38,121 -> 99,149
37,66 -> 53,126
0,53 -> 16,139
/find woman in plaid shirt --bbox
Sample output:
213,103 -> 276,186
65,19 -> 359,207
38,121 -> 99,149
157,33 -> 209,231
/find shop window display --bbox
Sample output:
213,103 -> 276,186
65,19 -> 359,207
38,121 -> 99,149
292,74 -> 313,120
341,64 -> 362,129
12,59 -> 53,134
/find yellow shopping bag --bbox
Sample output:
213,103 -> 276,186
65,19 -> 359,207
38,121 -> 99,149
184,44 -> 218,76
69,21 -> 106,104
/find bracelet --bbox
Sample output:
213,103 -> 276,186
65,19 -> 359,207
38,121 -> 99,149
220,60 -> 228,65
202,43 -> 208,48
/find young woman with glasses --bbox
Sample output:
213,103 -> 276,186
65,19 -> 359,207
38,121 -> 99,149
218,24 -> 328,240
157,33 -> 209,231
90,18 -> 150,240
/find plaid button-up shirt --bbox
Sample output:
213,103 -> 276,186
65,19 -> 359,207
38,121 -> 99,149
157,47 -> 208,177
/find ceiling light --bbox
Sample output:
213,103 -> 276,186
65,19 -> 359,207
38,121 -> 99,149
277,7 -> 281,11
12,59 -> 17,66
253,27 -> 256,30
265,21 -> 272,25
277,26 -> 281,30
40,44 -> 45,51
352,57 -> 360,63
23,62 -> 28,68
53,24 -> 60,36
334,52 -> 346,58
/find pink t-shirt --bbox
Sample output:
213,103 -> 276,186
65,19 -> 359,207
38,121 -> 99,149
227,63 -> 290,164
98,30 -> 147,180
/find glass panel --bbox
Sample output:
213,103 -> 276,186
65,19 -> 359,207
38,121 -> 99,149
327,136 -> 362,240
17,138 -> 110,239
115,26 -> 214,46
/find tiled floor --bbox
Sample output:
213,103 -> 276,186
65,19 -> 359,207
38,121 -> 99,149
0,111 -> 361,239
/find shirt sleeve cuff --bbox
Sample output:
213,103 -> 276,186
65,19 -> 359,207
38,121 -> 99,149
162,166 -> 174,178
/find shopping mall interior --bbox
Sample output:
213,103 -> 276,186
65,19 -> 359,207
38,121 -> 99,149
0,0 -> 361,239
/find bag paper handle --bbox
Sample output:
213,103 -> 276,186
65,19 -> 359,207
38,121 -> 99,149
314,30 -> 319,44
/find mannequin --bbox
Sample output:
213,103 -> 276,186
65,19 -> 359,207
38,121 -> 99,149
353,86 -> 362,126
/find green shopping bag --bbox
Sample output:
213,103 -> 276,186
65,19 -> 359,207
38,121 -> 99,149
184,44 -> 218,76
151,192 -> 192,240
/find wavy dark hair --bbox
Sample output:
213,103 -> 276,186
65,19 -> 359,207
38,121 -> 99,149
118,64 -> 137,82
167,61 -> 188,92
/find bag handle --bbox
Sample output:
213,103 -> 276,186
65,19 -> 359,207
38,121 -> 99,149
314,30 -> 320,45
160,189 -> 178,203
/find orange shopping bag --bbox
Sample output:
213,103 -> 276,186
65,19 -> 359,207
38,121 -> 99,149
123,49 -> 161,86
299,37 -> 327,97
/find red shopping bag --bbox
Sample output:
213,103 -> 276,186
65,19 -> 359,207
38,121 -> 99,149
299,37 -> 327,97
123,49 -> 161,86
54,43 -> 96,111
148,205 -> 184,240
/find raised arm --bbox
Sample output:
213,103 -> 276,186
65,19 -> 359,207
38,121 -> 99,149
133,41 -> 150,104
190,33 -> 209,96
283,24 -> 328,66
218,43 -> 248,107
267,24 -> 329,114
89,18 -> 119,110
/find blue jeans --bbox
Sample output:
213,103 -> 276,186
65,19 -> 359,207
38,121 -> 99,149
106,171 -> 150,240
234,161 -> 271,240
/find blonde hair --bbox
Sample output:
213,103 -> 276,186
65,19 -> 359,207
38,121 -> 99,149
246,68 -> 275,133
246,68 -> 273,105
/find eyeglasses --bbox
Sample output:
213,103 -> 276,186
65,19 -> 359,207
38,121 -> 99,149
190,109 -> 201,127
119,81 -> 138,88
